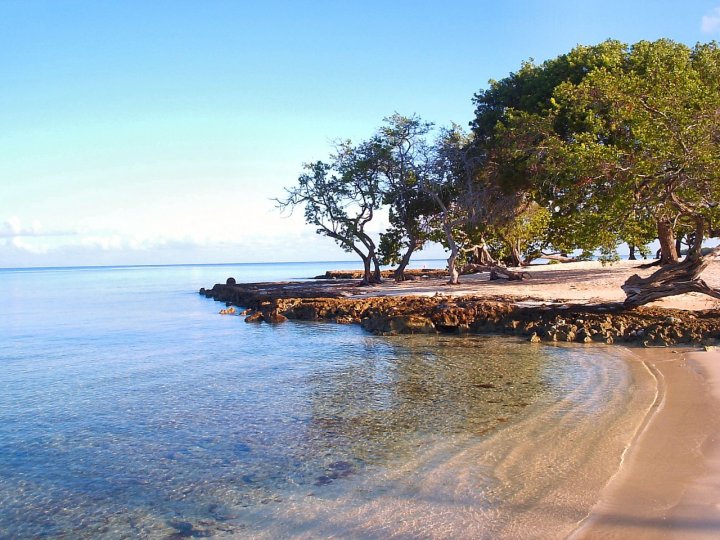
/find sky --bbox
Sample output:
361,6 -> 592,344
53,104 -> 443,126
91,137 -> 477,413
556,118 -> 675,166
2,0 -> 719,268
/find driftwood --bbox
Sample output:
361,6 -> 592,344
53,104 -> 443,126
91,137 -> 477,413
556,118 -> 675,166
459,263 -> 495,274
541,253 -> 579,264
622,246 -> 720,307
489,266 -> 530,281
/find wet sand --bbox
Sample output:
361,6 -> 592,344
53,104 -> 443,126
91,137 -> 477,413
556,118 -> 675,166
571,348 -> 720,539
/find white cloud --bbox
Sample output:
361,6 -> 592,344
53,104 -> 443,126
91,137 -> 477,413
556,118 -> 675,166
0,217 -> 76,238
702,7 -> 720,33
0,209 -> 382,267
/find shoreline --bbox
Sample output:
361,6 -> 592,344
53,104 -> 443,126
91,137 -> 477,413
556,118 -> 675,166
571,347 -> 720,539
230,342 -> 657,538
229,345 -> 720,539
199,260 -> 720,536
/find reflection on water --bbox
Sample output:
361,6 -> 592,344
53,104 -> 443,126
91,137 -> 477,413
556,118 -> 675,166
303,334 -> 548,469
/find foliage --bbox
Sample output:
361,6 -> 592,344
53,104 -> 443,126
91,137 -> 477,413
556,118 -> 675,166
551,39 -> 720,254
375,114 -> 438,279
486,202 -> 551,265
282,38 -> 719,301
471,38 -> 720,260
277,139 -> 384,285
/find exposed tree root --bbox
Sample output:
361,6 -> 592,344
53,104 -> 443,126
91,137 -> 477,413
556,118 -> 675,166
622,246 -> 720,307
489,266 -> 530,281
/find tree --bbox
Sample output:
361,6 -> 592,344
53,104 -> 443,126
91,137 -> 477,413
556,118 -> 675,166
487,202 -> 551,266
423,125 -> 528,283
471,38 -> 720,305
421,125 -> 479,284
277,139 -> 384,285
552,39 -> 720,305
376,114 -> 437,281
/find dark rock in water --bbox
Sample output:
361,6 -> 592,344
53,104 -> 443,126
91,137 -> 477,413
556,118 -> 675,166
314,475 -> 333,486
314,461 -> 356,486
166,520 -> 211,538
226,277 -> 236,286
264,309 -> 288,324
328,460 -> 354,476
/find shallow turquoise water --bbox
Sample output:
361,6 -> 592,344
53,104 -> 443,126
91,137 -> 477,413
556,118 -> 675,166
0,262 -> 628,538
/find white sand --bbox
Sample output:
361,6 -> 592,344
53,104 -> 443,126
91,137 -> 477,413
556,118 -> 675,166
351,259 -> 720,311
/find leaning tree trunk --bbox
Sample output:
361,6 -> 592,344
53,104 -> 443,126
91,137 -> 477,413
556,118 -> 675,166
394,239 -> 418,282
371,252 -> 382,284
440,220 -> 461,285
657,219 -> 679,265
447,247 -> 460,285
623,220 -> 720,307
489,266 -> 530,281
474,241 -> 496,265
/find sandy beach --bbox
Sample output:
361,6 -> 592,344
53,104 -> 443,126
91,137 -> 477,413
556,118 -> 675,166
568,347 -> 720,539
349,259 -> 720,312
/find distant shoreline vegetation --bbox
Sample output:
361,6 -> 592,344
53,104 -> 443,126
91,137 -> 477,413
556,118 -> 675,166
278,38 -> 720,307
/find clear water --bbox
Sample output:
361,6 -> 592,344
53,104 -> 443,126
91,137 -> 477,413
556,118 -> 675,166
0,262 -> 636,538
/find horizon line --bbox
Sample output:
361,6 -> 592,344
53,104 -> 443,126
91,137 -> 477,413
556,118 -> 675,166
0,257 -> 449,272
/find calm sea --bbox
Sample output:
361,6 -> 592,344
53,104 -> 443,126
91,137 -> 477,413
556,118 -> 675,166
0,261 -> 643,538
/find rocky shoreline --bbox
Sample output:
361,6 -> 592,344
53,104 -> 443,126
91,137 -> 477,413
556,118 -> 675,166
200,278 -> 720,347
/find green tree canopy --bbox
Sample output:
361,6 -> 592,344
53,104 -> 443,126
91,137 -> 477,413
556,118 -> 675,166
375,114 -> 438,281
471,38 -> 720,304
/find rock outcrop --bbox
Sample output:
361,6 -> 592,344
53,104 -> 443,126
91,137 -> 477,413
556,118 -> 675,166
200,281 -> 720,347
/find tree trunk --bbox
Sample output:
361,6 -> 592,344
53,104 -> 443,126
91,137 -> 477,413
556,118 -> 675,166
359,256 -> 372,286
628,244 -> 637,261
474,242 -> 496,265
506,242 -> 523,267
623,219 -> 720,307
442,221 -> 461,285
371,252 -> 382,284
542,253 -> 579,263
394,243 -> 416,282
657,219 -> 679,265
447,248 -> 460,284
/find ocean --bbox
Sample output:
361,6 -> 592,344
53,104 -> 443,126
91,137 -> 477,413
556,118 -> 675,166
0,262 -> 650,538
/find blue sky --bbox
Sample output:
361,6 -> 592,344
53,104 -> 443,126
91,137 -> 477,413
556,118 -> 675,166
2,0 -> 719,267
